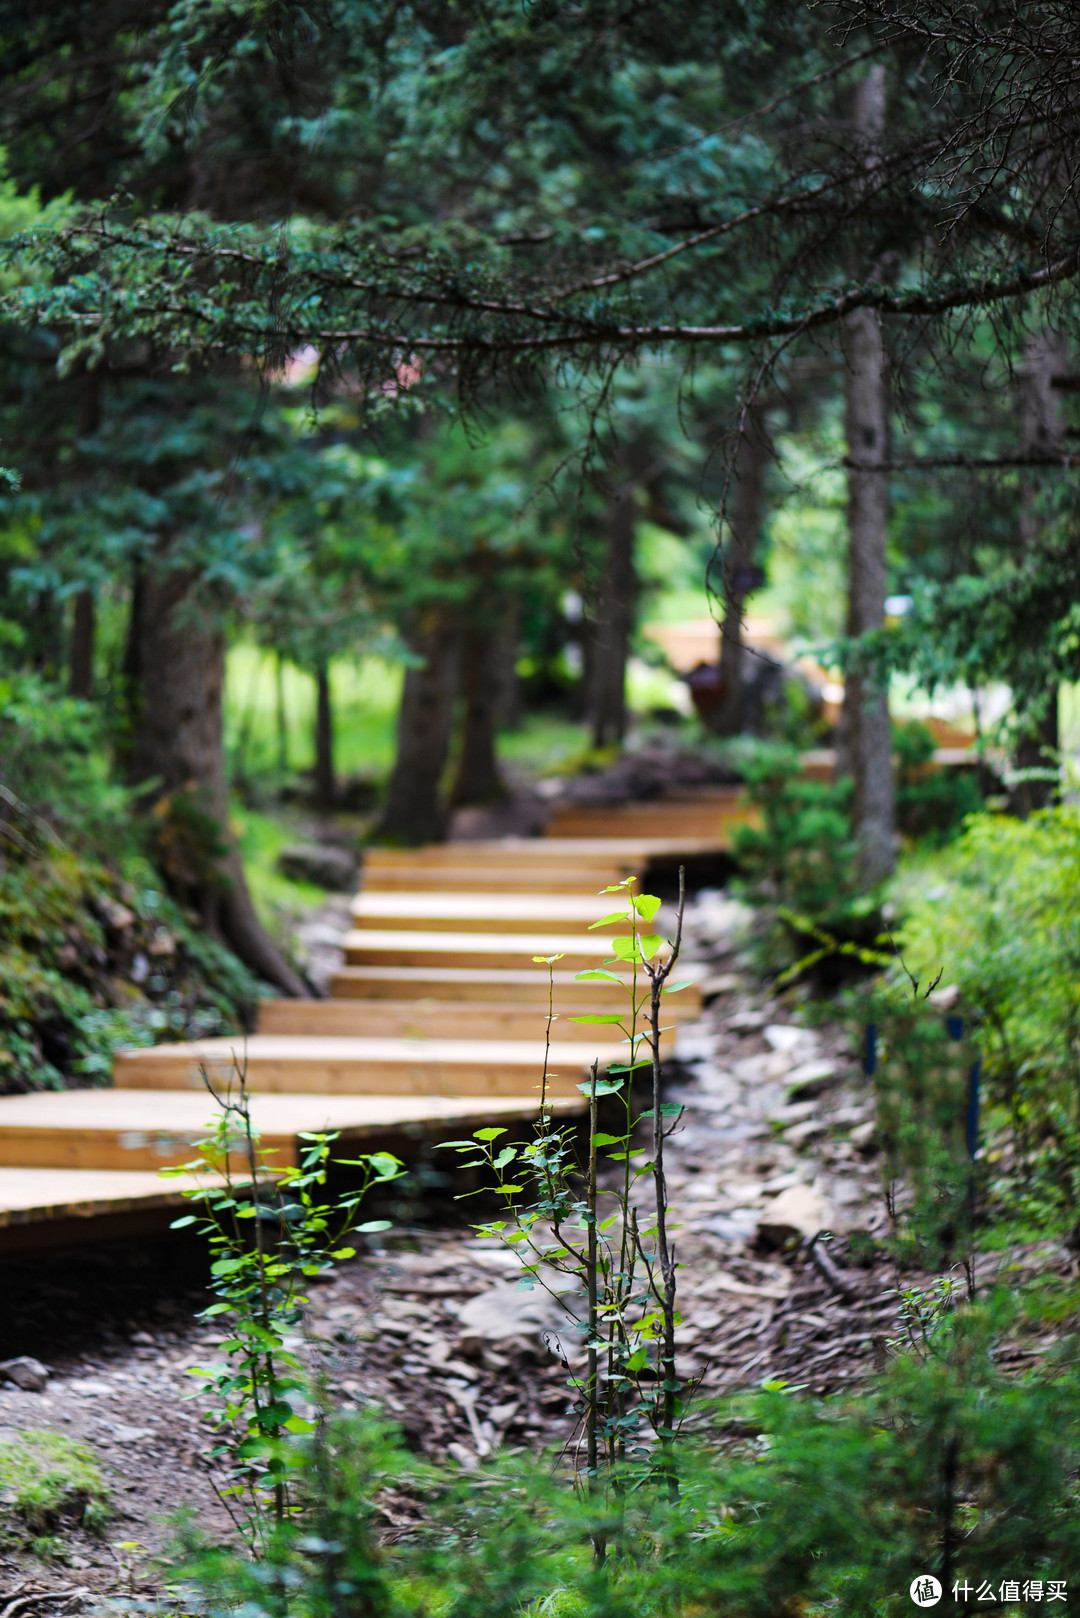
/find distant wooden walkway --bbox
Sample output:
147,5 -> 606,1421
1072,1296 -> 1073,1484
0,792 -> 754,1251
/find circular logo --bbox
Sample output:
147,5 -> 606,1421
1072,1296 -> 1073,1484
910,1576 -> 942,1607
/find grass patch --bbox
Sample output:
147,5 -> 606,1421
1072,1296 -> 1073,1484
0,1431 -> 110,1536
230,803 -> 330,938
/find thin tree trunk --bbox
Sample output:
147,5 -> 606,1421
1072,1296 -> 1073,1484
715,402 -> 769,736
130,561 -> 307,995
492,603 -> 522,730
275,653 -> 289,776
375,609 -> 458,843
587,482 -> 637,750
313,659 -> 335,810
837,64 -> 896,887
451,616 -> 508,807
69,589 -> 95,699
1010,327 -> 1067,813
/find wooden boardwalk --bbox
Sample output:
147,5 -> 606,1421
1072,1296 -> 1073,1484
0,806 -> 751,1250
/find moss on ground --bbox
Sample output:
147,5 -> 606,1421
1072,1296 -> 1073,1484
0,1430 -> 110,1536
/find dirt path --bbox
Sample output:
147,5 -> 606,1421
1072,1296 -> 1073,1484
0,890 -> 977,1606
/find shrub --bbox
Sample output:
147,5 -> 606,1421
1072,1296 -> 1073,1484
729,743 -> 880,979
174,1300 -> 1080,1617
898,805 -> 1080,1209
893,721 -> 983,847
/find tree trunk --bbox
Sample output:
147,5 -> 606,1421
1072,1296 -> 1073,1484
1010,327 -> 1067,813
69,589 -> 95,699
837,64 -> 896,887
715,402 -> 769,735
275,653 -> 289,776
374,609 -> 459,843
130,561 -> 307,995
587,482 -> 637,750
451,617 -> 508,807
313,659 -> 335,809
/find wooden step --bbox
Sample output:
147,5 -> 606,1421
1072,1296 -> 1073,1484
329,966 -> 695,1009
257,997 -> 696,1041
0,1089 -> 582,1172
0,1166 -> 221,1227
341,929 -> 643,973
365,840 -> 635,873
348,892 -> 625,933
363,867 -> 617,894
544,797 -> 758,841
114,1035 -> 622,1099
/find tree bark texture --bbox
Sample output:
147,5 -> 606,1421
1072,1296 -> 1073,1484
1010,326 -> 1067,812
838,64 -> 897,887
129,561 -> 307,995
313,659 -> 335,809
68,589 -> 95,699
715,402 -> 769,736
587,481 -> 637,750
375,609 -> 459,843
451,616 -> 508,807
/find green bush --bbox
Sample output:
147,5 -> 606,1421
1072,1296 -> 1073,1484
898,805 -> 1080,1210
730,743 -> 881,979
175,1300 -> 1080,1617
893,721 -> 983,847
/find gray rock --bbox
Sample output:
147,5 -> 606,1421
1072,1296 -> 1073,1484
757,1185 -> 833,1245
456,1278 -> 581,1356
277,843 -> 357,890
785,1059 -> 840,1100
0,1356 -> 49,1391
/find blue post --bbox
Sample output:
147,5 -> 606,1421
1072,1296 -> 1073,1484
865,1023 -> 878,1077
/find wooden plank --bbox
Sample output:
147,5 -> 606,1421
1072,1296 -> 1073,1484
113,1035 -> 622,1098
348,892 -> 625,933
342,928 -> 639,973
544,798 -> 758,841
329,966 -> 656,1007
363,867 -> 619,894
0,1167 -> 224,1227
257,997 -> 697,1041
0,1089 -> 582,1172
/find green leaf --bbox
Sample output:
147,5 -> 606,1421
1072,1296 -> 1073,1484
170,1215 -> 198,1229
577,1077 -> 626,1096
575,969 -> 626,983
592,1133 -> 627,1146
639,934 -> 664,960
624,1346 -> 650,1373
369,1152 -> 402,1179
608,1057 -> 653,1073
569,1013 -> 625,1024
531,953 -> 565,963
588,910 -> 630,929
662,980 -> 692,993
473,1127 -> 507,1141
609,937 -> 638,960
353,1219 -> 392,1234
632,894 -> 662,922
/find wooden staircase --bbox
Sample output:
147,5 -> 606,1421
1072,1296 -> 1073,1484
0,818 -> 745,1253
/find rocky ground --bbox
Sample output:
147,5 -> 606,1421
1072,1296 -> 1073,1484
0,888 -> 1052,1613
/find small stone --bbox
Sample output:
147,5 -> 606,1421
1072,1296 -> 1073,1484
109,1424 -> 157,1445
277,843 -> 357,891
700,972 -> 741,999
757,1184 -> 832,1245
0,1356 -> 49,1392
785,1059 -> 839,1100
129,1331 -> 156,1347
849,1119 -> 877,1149
764,1024 -> 811,1054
